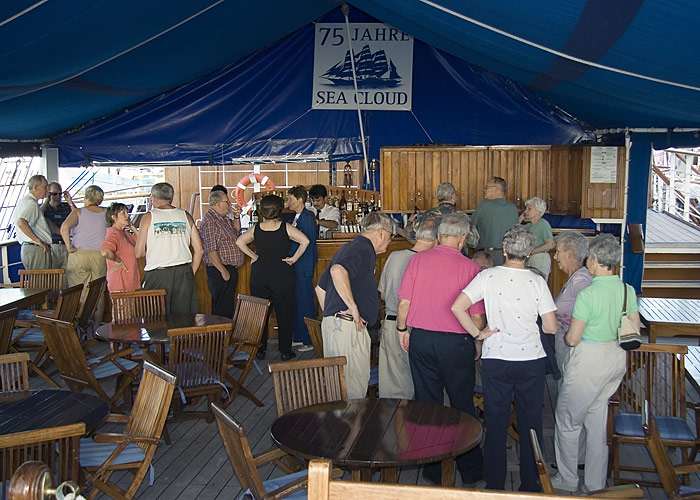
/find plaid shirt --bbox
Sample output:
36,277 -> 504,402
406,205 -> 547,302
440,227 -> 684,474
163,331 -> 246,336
200,208 -> 245,267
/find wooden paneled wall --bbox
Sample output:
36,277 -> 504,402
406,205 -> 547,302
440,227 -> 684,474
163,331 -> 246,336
380,145 -> 625,219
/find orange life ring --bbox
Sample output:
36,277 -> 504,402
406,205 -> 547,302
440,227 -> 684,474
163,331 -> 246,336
234,173 -> 276,213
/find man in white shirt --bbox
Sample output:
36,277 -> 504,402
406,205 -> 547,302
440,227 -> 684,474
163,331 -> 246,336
308,185 -> 340,239
14,175 -> 53,269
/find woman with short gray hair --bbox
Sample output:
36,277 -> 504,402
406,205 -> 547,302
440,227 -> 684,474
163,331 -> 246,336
552,232 -> 592,376
519,196 -> 554,280
452,225 -> 557,491
552,233 -> 638,492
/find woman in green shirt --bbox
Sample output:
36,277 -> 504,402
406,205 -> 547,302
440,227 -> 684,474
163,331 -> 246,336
520,197 -> 554,280
551,233 -> 639,493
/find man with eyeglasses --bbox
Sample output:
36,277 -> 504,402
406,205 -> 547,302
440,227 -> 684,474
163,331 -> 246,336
42,182 -> 77,271
199,189 -> 244,319
471,176 -> 519,266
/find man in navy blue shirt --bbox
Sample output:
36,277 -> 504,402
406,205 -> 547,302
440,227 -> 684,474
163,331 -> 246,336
315,211 -> 394,399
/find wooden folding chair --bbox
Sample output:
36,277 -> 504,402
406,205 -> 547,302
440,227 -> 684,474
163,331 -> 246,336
76,275 -> 107,338
609,344 -> 700,486
18,268 -> 64,309
0,422 -> 85,489
529,429 -> 642,498
0,352 -> 30,392
80,361 -> 177,500
304,317 -> 324,359
269,356 -> 348,417
110,289 -> 166,323
12,283 -> 84,387
38,315 -> 140,413
161,323 -> 232,421
0,307 -> 18,355
642,400 -> 700,499
302,317 -> 378,398
225,294 -> 270,408
212,403 -> 340,500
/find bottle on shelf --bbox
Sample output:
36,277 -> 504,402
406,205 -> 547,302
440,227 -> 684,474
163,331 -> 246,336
333,190 -> 340,208
353,191 -> 360,212
340,191 -> 347,212
250,195 -> 259,226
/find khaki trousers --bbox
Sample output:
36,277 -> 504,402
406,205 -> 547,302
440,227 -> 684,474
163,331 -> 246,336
321,315 -> 370,399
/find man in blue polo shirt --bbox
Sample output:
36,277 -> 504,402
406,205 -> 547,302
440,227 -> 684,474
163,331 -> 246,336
315,211 -> 394,399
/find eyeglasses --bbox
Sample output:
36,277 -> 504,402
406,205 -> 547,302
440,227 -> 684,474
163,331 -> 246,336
49,192 -> 61,196
383,228 -> 395,240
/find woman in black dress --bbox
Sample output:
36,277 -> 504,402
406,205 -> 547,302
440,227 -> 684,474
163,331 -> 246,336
236,195 -> 309,360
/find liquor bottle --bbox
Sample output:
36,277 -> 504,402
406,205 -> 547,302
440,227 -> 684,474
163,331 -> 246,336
347,192 -> 355,212
251,195 -> 259,226
353,191 -> 360,212
340,191 -> 347,211
334,190 -> 340,208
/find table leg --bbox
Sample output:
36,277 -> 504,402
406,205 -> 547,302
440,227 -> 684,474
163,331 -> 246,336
441,458 -> 455,487
156,344 -> 165,364
381,467 -> 397,483
649,325 -> 657,344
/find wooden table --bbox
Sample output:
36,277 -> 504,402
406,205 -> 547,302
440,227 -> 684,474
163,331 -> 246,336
95,313 -> 233,360
638,297 -> 700,343
270,398 -> 482,485
0,287 -> 49,312
0,389 -> 109,435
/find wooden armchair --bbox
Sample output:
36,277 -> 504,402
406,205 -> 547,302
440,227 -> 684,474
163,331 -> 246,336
18,268 -> 64,309
162,322 -> 232,421
0,422 -> 85,490
269,356 -> 348,417
80,361 -> 177,500
529,429 -> 642,498
0,352 -> 30,392
0,307 -> 18,355
76,275 -> 106,339
608,344 -> 699,486
110,289 -> 166,323
38,315 -> 140,412
12,283 -> 84,387
642,400 -> 700,499
211,403 -> 340,500
225,294 -> 270,408
307,459 -> 567,500
304,317 -> 324,358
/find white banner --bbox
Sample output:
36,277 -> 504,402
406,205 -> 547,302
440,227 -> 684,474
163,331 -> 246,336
312,23 -> 413,110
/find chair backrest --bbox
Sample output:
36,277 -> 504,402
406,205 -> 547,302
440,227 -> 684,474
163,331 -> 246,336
37,315 -> 96,393
642,400 -> 683,498
53,283 -> 84,323
231,294 -> 270,357
110,289 -> 166,323
307,459 -> 567,500
268,356 -> 348,417
0,352 -> 30,392
211,403 -> 267,499
0,422 -> 85,489
168,323 -> 232,388
616,344 -> 687,418
529,429 -> 554,495
304,317 -> 324,358
77,275 -> 106,329
0,307 -> 18,355
18,269 -> 64,309
126,361 -> 177,451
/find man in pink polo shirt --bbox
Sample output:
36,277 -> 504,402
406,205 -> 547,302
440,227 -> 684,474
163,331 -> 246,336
396,212 -> 486,486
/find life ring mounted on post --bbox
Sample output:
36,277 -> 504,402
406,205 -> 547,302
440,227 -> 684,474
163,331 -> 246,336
234,173 -> 276,213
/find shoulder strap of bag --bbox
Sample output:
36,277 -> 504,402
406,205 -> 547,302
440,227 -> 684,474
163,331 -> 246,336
621,282 -> 628,316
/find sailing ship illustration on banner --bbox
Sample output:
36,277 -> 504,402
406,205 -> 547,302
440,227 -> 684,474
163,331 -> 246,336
312,23 -> 413,111
321,45 -> 402,88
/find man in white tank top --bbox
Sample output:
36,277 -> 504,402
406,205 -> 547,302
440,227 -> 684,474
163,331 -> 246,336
135,182 -> 204,315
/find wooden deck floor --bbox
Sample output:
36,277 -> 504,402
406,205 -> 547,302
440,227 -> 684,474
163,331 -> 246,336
29,337 -> 700,499
645,209 -> 700,250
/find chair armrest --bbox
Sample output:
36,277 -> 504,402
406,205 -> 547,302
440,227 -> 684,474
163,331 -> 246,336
588,484 -> 644,498
93,433 -> 159,446
105,413 -> 130,423
82,339 -> 100,348
88,347 -> 136,368
674,463 -> 700,475
265,474 -> 309,500
254,447 -> 288,466
0,283 -> 20,288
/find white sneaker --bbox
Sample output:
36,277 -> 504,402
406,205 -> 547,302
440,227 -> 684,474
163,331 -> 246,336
549,474 -> 578,492
297,345 -> 315,352
291,341 -> 304,347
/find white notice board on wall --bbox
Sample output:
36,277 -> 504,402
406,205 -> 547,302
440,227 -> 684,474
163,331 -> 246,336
590,147 -> 618,183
